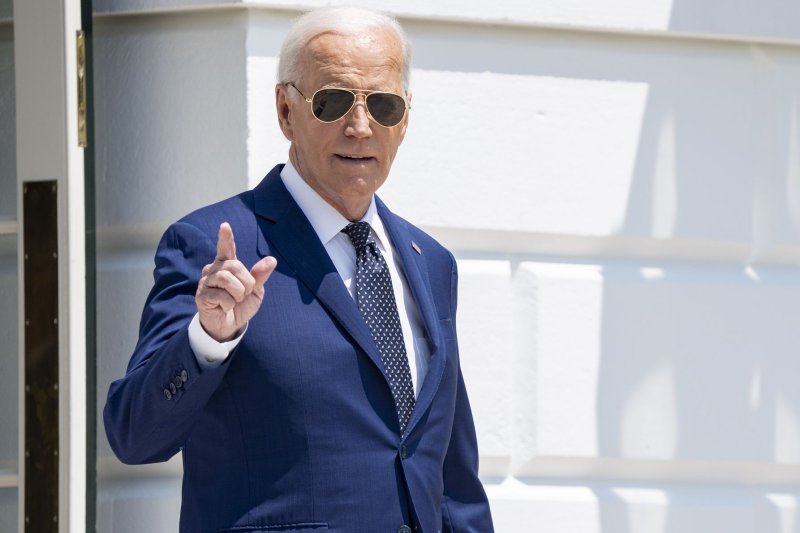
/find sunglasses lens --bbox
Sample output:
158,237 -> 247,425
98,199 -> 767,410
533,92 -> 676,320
367,93 -> 407,127
312,89 -> 355,122
309,88 -> 406,126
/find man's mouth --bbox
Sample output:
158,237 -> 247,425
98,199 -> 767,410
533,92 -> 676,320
335,154 -> 375,162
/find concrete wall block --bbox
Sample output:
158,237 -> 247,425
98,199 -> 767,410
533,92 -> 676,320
0,25 -> 15,220
751,47 -> 800,257
455,258 -> 515,475
380,25 -> 800,249
245,54 -> 288,186
97,477 -> 182,533
239,0 -> 800,43
509,263 -> 540,471
756,492 -> 800,533
0,0 -> 11,20
244,10 -> 296,187
94,0 -> 235,15
514,260 -> 800,467
487,482 -> 603,533
512,262 -> 605,467
386,67 -> 649,236
94,11 -> 249,229
96,252 -> 159,458
0,236 -> 17,467
0,488 -> 17,532
487,481 -> 800,533
91,0 -> 800,44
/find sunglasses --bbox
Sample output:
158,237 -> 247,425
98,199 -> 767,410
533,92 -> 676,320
287,82 -> 409,128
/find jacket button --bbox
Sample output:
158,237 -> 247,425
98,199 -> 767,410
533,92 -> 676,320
163,388 -> 172,400
399,444 -> 407,460
398,526 -> 412,533
169,382 -> 177,395
173,376 -> 183,388
180,369 -> 188,382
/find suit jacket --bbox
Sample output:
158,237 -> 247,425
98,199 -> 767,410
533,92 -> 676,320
103,165 -> 494,533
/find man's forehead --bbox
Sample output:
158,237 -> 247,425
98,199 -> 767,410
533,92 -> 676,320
299,30 -> 404,85
305,29 -> 400,56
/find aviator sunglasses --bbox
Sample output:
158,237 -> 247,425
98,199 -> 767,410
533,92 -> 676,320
287,82 -> 409,128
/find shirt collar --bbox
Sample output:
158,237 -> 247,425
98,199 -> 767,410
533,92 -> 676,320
279,160 -> 387,249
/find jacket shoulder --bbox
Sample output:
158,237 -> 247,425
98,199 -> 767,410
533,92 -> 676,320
173,190 -> 256,239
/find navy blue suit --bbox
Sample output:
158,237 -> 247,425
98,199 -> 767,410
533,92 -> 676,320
104,165 -> 493,533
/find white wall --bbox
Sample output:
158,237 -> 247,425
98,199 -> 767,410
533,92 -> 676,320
93,1 -> 800,531
0,235 -> 17,470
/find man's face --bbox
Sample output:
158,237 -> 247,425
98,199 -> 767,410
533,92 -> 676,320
276,29 -> 409,220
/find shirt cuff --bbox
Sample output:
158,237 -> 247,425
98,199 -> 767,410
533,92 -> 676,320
188,313 -> 247,368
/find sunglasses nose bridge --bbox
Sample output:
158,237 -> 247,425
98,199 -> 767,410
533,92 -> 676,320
351,91 -> 368,111
346,91 -> 372,117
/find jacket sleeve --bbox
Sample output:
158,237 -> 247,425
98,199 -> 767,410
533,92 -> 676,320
103,221 -> 235,464
441,253 -> 495,532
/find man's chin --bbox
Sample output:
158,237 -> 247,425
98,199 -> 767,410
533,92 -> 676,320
331,168 -> 386,190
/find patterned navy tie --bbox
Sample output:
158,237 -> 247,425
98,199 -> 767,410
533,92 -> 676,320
343,221 -> 415,433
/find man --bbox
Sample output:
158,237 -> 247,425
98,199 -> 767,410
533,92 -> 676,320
104,7 -> 494,533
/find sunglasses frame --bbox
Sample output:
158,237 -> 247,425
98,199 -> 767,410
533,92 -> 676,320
286,82 -> 409,128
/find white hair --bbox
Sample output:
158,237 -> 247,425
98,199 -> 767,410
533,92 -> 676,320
277,6 -> 412,91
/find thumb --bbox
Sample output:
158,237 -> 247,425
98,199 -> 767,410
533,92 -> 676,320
216,222 -> 237,261
251,256 -> 277,286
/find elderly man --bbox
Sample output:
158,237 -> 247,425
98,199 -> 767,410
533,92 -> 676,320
104,6 -> 493,533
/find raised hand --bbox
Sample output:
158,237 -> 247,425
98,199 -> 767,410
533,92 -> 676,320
195,222 -> 277,342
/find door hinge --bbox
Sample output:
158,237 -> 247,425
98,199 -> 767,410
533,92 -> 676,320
76,30 -> 87,148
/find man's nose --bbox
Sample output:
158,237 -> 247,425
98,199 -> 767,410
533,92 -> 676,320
344,95 -> 372,138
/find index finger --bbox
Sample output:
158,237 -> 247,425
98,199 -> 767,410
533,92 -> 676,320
216,222 -> 237,261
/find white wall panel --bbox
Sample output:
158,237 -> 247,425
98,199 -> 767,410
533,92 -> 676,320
751,47 -> 800,260
488,482 -> 800,533
382,24 -> 800,250
97,477 -> 181,533
95,240 -> 184,533
0,488 -> 17,532
511,261 -> 800,468
94,0 -> 236,14
96,251 -> 163,459
245,10 -> 293,187
93,1 -> 800,44
455,258 -> 515,476
94,11 -> 249,230
0,236 -> 17,469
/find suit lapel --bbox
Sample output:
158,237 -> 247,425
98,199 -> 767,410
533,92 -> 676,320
377,199 -> 446,436
251,167 -> 448,436
252,166 -> 388,381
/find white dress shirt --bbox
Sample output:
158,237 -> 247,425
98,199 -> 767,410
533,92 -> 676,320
189,161 -> 430,397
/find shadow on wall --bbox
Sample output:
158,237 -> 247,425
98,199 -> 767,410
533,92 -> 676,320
595,5 -> 800,532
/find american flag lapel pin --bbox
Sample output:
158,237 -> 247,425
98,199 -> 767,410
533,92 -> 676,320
411,241 -> 421,255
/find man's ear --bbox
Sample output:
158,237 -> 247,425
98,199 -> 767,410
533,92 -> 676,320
275,84 -> 294,142
398,91 -> 412,142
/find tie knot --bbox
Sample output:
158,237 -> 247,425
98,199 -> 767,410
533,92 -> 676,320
342,221 -> 374,251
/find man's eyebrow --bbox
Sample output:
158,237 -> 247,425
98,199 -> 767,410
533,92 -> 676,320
318,83 -> 399,92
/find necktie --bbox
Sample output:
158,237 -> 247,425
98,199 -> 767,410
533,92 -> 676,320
342,221 -> 415,433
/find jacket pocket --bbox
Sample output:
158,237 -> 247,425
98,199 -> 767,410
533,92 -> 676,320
217,522 -> 328,532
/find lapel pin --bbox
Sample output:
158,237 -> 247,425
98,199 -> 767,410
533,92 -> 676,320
411,241 -> 421,255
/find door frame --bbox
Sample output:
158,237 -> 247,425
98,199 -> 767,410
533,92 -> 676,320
13,0 -> 95,530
